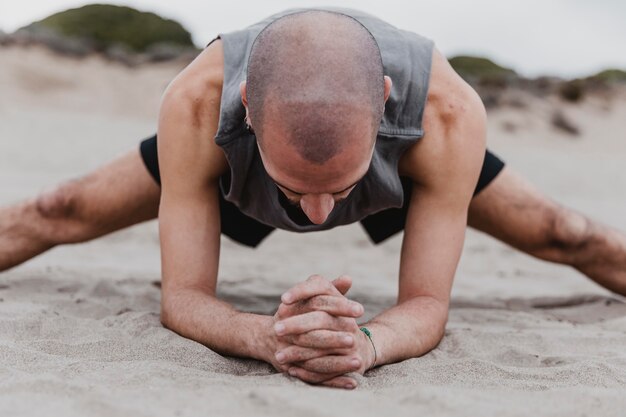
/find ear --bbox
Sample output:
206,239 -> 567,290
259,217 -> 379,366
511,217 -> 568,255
239,80 -> 249,108
383,75 -> 393,103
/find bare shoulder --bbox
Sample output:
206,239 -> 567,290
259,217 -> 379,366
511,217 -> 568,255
398,47 -> 486,193
165,39 -> 224,110
158,40 -> 228,186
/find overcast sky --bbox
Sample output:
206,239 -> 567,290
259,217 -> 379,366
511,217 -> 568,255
1,0 -> 625,78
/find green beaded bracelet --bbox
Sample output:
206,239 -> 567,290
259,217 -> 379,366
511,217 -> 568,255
359,326 -> 377,370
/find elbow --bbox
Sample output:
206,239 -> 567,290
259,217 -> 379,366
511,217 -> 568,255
433,320 -> 447,347
159,286 -> 216,330
420,301 -> 449,353
159,291 -> 180,330
425,315 -> 448,352
160,302 -> 174,330
400,294 -> 450,355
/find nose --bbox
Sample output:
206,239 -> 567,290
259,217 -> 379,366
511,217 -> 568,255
299,193 -> 335,224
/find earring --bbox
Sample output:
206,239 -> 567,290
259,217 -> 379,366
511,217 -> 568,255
244,115 -> 254,133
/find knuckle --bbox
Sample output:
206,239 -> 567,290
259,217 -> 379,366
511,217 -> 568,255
308,274 -> 323,283
292,334 -> 310,348
334,316 -> 345,325
338,296 -> 353,307
313,310 -> 330,322
323,310 -> 334,320
299,349 -> 317,361
341,299 -> 356,313
338,332 -> 353,346
292,318 -> 307,333
320,366 -> 333,375
337,274 -> 352,283
315,330 -> 332,346
276,303 -> 290,318
310,332 -> 322,344
322,295 -> 335,308
311,375 -> 327,384
350,357 -> 362,370
321,380 -> 338,388
300,370 -> 322,383
326,381 -> 342,389
339,317 -> 357,330
276,363 -> 290,373
286,347 -> 304,361
309,362 -> 331,375
295,348 -> 310,362
309,295 -> 329,310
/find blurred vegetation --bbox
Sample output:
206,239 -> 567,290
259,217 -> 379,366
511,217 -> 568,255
447,54 -> 626,106
589,69 -> 626,83
557,69 -> 626,103
9,5 -> 626,94
23,4 -> 195,52
558,79 -> 585,102
448,55 -> 517,85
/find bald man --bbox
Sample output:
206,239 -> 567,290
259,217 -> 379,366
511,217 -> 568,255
1,8 -> 625,390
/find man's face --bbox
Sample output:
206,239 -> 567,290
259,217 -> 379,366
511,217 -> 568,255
257,118 -> 375,225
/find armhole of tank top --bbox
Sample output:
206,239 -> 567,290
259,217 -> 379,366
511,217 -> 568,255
414,38 -> 435,137
212,31 -> 248,147
206,35 -> 221,49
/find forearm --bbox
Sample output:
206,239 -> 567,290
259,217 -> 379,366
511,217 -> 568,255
161,288 -> 273,361
361,296 -> 448,368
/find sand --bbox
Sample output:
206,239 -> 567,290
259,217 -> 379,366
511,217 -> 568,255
0,44 -> 625,417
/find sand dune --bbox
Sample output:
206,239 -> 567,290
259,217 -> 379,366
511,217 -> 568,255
0,44 -> 625,416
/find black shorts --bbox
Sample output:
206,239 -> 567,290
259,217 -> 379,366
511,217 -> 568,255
140,135 -> 505,247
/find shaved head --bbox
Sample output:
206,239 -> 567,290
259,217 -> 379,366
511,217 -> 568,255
246,10 -> 385,165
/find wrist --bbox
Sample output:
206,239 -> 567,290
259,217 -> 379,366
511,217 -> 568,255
359,326 -> 377,372
249,313 -> 276,363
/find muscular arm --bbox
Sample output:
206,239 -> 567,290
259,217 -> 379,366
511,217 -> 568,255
361,49 -> 487,367
157,42 -> 366,378
157,41 -> 273,360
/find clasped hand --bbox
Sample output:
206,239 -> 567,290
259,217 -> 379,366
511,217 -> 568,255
266,275 -> 374,389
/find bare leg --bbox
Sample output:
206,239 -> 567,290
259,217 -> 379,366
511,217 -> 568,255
468,167 -> 626,295
0,149 -> 160,272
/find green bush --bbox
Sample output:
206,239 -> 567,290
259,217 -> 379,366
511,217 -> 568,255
448,55 -> 517,83
23,4 -> 194,52
590,69 -> 626,83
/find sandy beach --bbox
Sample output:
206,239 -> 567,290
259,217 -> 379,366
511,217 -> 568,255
0,44 -> 625,416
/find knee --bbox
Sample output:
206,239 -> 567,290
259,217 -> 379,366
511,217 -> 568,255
549,207 -> 591,248
34,180 -> 89,244
35,180 -> 81,220
537,205 -> 592,262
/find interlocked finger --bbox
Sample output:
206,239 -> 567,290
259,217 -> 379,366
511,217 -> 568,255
305,295 -> 363,317
299,354 -> 362,375
277,295 -> 363,319
321,375 -> 358,390
288,366 -> 344,385
275,345 -> 346,364
287,330 -> 355,349
331,275 -> 353,296
274,310 -> 356,336
281,275 -> 343,305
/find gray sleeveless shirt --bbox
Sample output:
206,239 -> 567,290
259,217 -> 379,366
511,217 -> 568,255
214,7 -> 434,232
